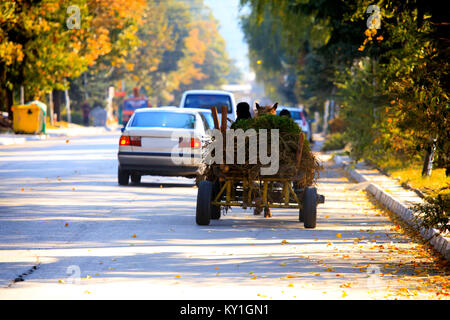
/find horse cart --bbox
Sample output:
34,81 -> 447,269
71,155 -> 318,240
195,106 -> 325,228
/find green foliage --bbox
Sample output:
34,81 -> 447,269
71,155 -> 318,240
321,133 -> 348,152
250,114 -> 301,134
242,0 -> 449,173
1,0 -> 237,116
412,193 -> 450,234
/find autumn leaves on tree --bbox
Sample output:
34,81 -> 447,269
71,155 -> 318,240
0,0 -> 235,119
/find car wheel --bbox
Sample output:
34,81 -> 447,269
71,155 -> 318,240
302,186 -> 317,229
118,166 -> 129,186
196,181 -> 213,225
131,174 -> 141,184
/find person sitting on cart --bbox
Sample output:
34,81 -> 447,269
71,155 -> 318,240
279,109 -> 291,118
232,102 -> 252,129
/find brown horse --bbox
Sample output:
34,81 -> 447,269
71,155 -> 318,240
255,102 -> 278,116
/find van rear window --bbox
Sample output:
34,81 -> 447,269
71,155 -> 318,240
184,94 -> 232,113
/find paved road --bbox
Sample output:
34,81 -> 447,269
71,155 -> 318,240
0,133 -> 448,299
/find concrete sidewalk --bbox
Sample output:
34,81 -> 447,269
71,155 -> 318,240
334,154 -> 450,261
0,124 -> 120,146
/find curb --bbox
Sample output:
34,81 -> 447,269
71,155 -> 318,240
334,154 -> 450,261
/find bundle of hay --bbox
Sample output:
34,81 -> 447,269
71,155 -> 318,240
197,113 -> 322,188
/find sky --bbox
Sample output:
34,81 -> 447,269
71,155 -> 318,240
203,0 -> 250,76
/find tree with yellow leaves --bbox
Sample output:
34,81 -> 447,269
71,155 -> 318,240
0,0 -> 146,119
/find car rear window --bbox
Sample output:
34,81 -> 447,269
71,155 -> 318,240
130,112 -> 195,129
184,94 -> 232,113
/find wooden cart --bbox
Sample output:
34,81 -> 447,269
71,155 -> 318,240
195,106 -> 324,228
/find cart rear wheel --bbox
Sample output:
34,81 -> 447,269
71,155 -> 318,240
302,186 -> 317,228
196,181 -> 213,225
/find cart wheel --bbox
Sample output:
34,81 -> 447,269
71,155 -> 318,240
302,186 -> 317,229
196,181 -> 213,225
211,181 -> 221,220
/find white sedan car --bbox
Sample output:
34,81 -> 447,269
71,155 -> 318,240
117,107 -> 214,185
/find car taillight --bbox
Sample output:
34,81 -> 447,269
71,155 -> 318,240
130,136 -> 141,147
179,137 -> 201,148
119,136 -> 130,146
190,138 -> 201,148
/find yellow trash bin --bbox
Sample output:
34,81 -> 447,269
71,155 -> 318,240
12,104 -> 44,134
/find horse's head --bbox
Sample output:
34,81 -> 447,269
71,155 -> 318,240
255,102 -> 278,116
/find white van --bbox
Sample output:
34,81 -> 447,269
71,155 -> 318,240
179,90 -> 237,125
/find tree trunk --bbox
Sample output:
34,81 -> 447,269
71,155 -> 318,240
64,88 -> 71,123
20,86 -> 24,105
422,136 -> 437,177
6,88 -> 13,120
53,90 -> 61,121
48,91 -> 54,126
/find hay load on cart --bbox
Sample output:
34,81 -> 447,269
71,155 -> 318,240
195,103 -> 324,228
